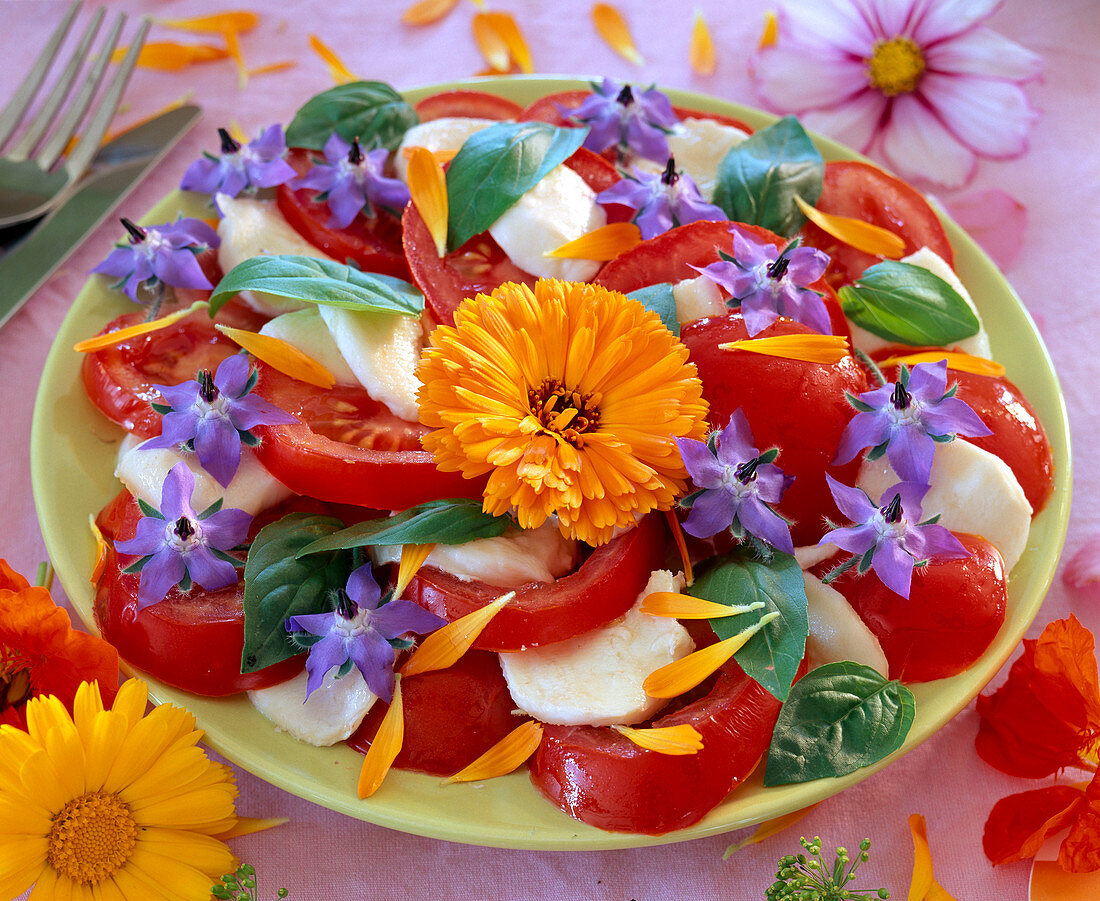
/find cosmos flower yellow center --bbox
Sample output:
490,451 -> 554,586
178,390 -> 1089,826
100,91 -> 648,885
867,36 -> 925,96
47,791 -> 138,885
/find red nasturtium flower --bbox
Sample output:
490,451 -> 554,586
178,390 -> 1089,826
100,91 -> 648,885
0,559 -> 119,729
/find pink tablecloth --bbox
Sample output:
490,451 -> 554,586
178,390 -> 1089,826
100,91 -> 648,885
3,0 -> 1099,897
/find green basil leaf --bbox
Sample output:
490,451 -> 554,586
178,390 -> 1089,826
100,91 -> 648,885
209,254 -> 424,316
712,116 -> 823,237
297,499 -> 512,557
763,661 -> 916,785
446,122 -> 589,251
837,260 -> 981,346
286,81 -> 418,151
687,551 -> 808,701
242,513 -> 352,673
627,283 -> 680,336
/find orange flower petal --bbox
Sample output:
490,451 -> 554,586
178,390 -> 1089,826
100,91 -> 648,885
249,60 -> 296,77
722,803 -> 820,858
663,509 -> 693,587
89,515 -> 108,585
909,813 -> 959,900
111,42 -> 229,71
759,10 -> 779,48
396,544 -> 436,597
309,34 -> 357,84
719,333 -> 851,364
401,0 -> 460,26
639,592 -> 764,620
224,28 -> 248,91
448,720 -> 543,782
878,351 -> 1006,378
689,10 -> 716,76
406,146 -> 449,258
1030,860 -> 1100,901
592,3 -> 645,65
472,12 -> 511,72
612,723 -> 703,755
400,591 -> 515,678
545,222 -> 642,261
795,195 -> 906,259
212,816 -> 289,840
155,12 -> 260,34
402,146 -> 458,165
358,677 -> 403,798
480,11 -> 533,74
213,324 -> 335,389
74,302 -> 209,353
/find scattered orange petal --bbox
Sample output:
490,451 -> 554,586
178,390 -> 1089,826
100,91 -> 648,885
878,351 -> 1006,378
309,34 -> 357,84
401,145 -> 458,165
111,42 -> 229,71
401,0 -> 460,26
248,60 -> 296,77
480,11 -> 533,74
212,816 -> 289,840
909,813 -> 959,901
546,222 -> 642,261
406,146 -> 449,258
759,10 -> 779,48
448,720 -> 543,782
358,677 -> 403,798
689,9 -> 716,76
400,591 -> 514,678
396,544 -> 436,596
88,515 -> 108,585
1030,860 -> 1100,901
156,12 -> 260,34
664,509 -> 693,587
592,3 -> 645,64
213,324 -> 335,389
612,723 -> 703,755
720,333 -> 851,364
723,804 -> 820,858
472,12 -> 511,72
795,195 -> 906,258
639,592 -> 764,620
224,28 -> 248,91
74,302 -> 209,353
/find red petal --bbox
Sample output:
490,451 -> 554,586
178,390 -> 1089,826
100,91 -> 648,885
1032,616 -> 1100,729
983,785 -> 1085,866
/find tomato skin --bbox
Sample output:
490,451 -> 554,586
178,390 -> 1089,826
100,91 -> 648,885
530,663 -> 780,834
403,514 -> 666,652
413,90 -> 523,122
346,650 -> 518,775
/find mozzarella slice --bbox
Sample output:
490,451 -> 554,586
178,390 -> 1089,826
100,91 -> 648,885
488,164 -> 607,281
802,572 -> 889,677
667,117 -> 751,201
259,307 -> 358,386
394,116 -> 497,182
248,668 -> 377,747
499,570 -> 694,726
115,434 -> 291,516
857,438 -> 1031,573
672,274 -> 726,324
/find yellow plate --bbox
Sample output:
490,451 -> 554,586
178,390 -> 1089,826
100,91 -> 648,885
31,77 -> 1072,850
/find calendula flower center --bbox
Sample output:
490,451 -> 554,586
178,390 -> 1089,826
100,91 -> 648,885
526,377 -> 602,445
47,791 -> 138,885
867,36 -> 925,96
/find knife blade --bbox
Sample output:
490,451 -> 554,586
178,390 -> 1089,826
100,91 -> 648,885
0,104 -> 202,328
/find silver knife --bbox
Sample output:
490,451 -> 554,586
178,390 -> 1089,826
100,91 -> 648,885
0,104 -> 201,327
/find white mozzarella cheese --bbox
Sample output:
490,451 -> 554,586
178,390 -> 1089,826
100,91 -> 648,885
248,668 -> 378,747
394,117 -> 497,182
259,307 -> 358,386
672,274 -> 726,324
794,543 -> 840,571
802,572 -> 889,677
857,438 -> 1031,573
488,164 -> 607,282
115,434 -> 292,517
667,117 -> 751,201
499,570 -> 694,726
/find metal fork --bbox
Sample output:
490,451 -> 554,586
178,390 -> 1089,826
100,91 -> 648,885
0,2 -> 150,228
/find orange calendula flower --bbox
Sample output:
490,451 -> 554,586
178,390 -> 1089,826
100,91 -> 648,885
417,279 -> 709,545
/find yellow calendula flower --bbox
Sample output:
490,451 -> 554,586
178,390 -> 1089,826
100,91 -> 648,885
417,279 -> 708,546
0,679 -> 241,900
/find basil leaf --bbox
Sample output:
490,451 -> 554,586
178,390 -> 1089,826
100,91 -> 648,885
242,513 -> 352,673
209,255 -> 424,316
764,661 -> 916,785
297,499 -> 512,557
838,260 -> 980,346
688,551 -> 808,701
627,283 -> 680,336
446,122 -> 589,251
712,116 -> 823,237
286,81 -> 418,151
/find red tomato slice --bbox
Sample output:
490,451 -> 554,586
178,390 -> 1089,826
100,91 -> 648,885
276,148 -> 410,279
414,90 -> 523,122
403,513 -> 666,652
799,161 -> 955,289
346,649 -> 518,776
530,662 -> 781,834
519,90 -> 754,135
248,359 -> 485,510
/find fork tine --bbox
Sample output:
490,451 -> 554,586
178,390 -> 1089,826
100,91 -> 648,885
64,17 -> 150,178
0,0 -> 80,147
12,8 -> 107,161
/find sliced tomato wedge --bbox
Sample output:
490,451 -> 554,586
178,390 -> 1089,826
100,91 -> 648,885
403,513 -> 666,651
414,90 -> 523,122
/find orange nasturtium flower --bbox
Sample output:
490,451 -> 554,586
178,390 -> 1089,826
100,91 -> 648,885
0,559 -> 119,729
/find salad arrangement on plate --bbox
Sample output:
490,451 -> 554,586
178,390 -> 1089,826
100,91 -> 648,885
72,77 -> 1055,837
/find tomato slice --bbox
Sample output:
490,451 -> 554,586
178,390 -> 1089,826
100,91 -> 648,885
276,148 -> 410,279
413,90 -> 523,122
346,649 -> 518,776
403,513 -> 666,652
248,359 -> 485,510
519,90 -> 754,135
530,662 -> 781,834
799,161 -> 955,289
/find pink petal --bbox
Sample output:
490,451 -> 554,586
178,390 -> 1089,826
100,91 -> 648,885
911,0 -> 1002,44
880,93 -> 976,188
863,0 -> 924,40
784,0 -> 878,55
944,188 -> 1027,270
919,72 -> 1038,159
801,90 -> 888,153
925,27 -> 1043,81
751,44 -> 870,113
1064,536 -> 1100,589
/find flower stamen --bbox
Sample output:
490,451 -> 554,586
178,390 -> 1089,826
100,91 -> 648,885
527,378 -> 601,444
47,791 -> 138,885
217,126 -> 240,155
867,36 -> 925,96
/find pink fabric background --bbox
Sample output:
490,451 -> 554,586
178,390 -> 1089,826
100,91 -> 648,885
3,0 -> 1099,897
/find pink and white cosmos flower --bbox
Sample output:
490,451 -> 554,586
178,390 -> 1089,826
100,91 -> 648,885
750,0 -> 1042,187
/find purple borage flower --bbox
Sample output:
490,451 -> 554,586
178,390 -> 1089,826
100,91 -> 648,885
834,359 -> 992,484
820,476 -> 970,599
115,462 -> 252,612
291,133 -> 410,230
143,354 -> 297,488
597,157 -> 725,240
92,217 -> 219,304
180,124 -> 296,212
285,564 -> 446,703
563,78 -> 679,162
693,228 -> 831,337
675,409 -> 795,554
